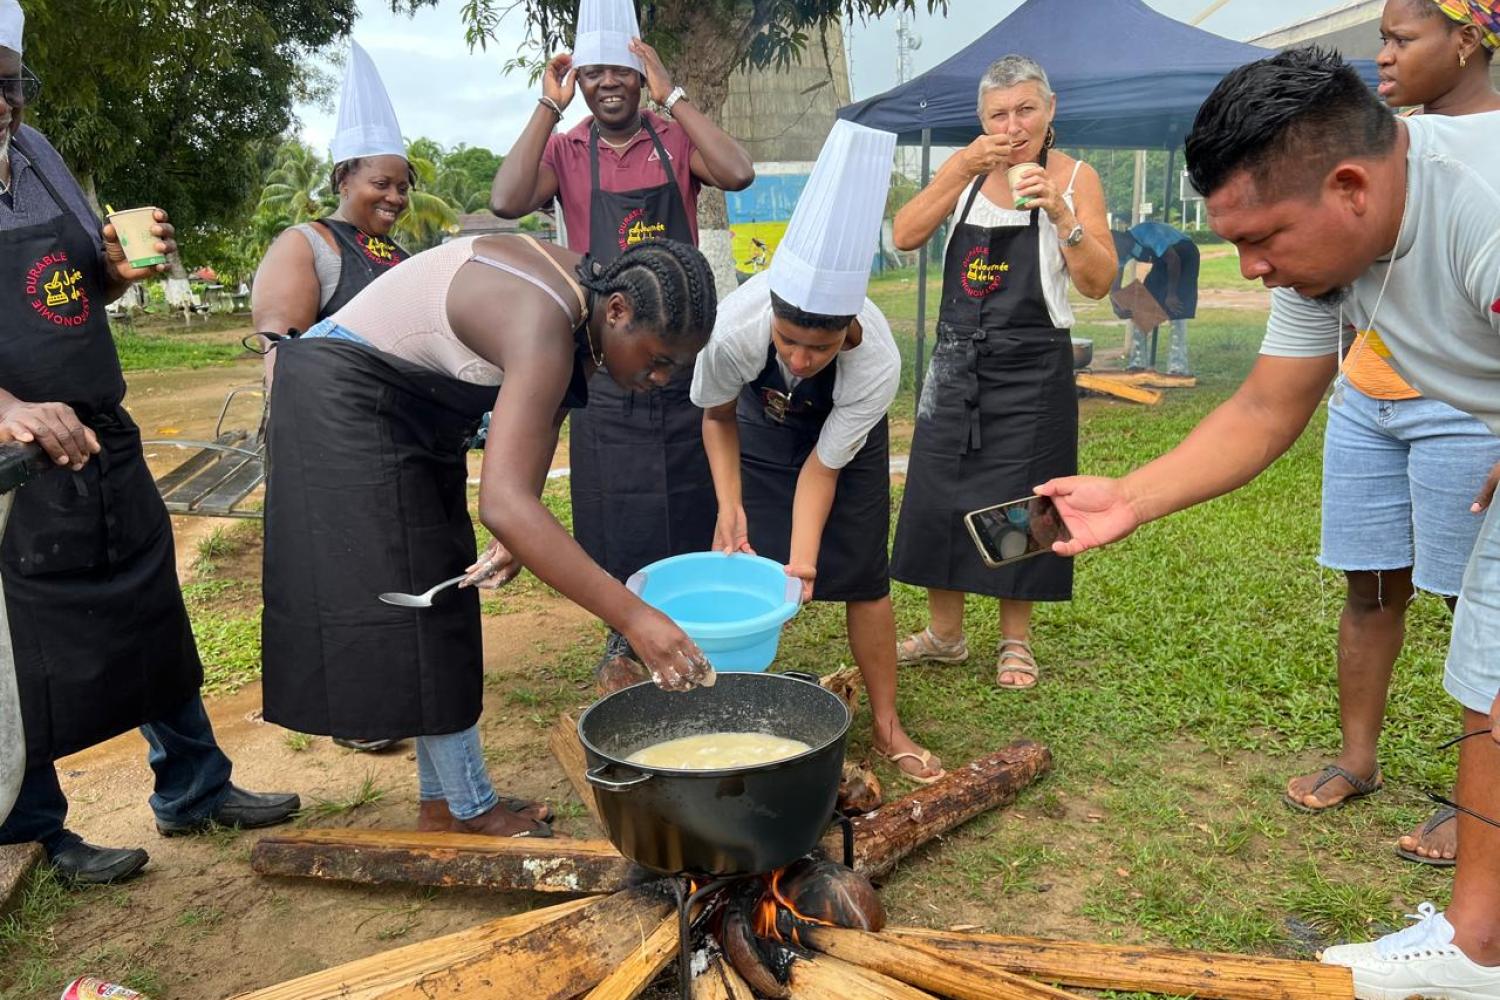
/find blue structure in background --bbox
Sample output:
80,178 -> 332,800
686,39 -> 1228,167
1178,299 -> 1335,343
726,174 -> 810,224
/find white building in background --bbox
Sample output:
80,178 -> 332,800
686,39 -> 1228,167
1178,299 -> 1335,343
1251,0 -> 1500,91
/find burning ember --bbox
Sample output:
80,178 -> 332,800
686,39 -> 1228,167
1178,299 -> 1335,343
694,858 -> 886,997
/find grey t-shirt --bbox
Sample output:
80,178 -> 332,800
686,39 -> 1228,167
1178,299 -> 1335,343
1259,112 -> 1500,433
1,125 -> 106,258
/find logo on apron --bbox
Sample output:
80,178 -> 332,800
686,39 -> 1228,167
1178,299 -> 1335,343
761,387 -> 793,424
960,246 -> 1009,298
357,232 -> 401,267
25,251 -> 91,327
617,208 -> 668,253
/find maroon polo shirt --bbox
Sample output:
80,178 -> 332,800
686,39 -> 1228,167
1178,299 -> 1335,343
541,109 -> 702,253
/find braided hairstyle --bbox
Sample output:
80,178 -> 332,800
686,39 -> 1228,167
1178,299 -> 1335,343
574,240 -> 718,349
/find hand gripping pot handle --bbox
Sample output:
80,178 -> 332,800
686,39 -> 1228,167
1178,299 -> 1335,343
586,763 -> 654,792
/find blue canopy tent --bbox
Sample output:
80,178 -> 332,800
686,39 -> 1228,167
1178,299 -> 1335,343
836,0 -> 1376,392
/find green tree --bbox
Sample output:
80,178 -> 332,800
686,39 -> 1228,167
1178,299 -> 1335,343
396,139 -> 462,250
255,140 -> 336,234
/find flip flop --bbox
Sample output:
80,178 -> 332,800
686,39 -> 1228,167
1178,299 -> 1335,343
498,795 -> 554,823
885,749 -> 946,785
1396,805 -> 1458,867
1282,764 -> 1383,813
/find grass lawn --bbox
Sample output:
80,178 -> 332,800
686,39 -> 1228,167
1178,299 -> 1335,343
142,266 -> 1458,985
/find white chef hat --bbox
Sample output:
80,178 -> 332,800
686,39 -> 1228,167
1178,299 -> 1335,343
769,120 -> 897,317
0,0 -> 23,55
329,40 -> 406,165
573,0 -> 644,73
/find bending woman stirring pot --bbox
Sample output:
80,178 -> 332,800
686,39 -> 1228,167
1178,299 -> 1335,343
260,235 -> 719,838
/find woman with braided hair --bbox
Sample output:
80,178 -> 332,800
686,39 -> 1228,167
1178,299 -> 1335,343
260,234 -> 719,838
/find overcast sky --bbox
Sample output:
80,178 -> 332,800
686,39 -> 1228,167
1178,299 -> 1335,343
293,0 -> 1331,156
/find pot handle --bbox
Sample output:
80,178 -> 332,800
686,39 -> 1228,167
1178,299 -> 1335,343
625,571 -> 647,597
586,764 -> 653,792
783,671 -> 821,685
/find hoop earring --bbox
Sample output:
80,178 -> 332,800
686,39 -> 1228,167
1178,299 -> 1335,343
1044,125 -> 1056,150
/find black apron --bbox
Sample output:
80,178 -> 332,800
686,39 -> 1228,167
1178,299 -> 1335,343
738,344 -> 890,603
261,335 -> 590,740
567,118 -> 716,581
890,169 -> 1077,600
0,139 -> 202,760
315,218 -> 411,320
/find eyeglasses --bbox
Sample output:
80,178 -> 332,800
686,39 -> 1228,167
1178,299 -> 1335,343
0,66 -> 42,108
1426,728 -> 1500,830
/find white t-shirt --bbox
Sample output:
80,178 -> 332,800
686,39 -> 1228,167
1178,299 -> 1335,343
690,272 -> 901,470
943,163 -> 1085,330
1260,112 -> 1500,434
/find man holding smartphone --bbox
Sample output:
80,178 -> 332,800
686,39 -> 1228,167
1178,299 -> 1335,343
690,121 -> 942,784
1038,48 -> 1500,1000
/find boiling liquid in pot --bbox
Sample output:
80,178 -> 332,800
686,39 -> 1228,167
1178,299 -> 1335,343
627,732 -> 811,769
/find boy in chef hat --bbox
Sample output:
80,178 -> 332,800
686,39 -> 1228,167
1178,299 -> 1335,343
691,120 -> 945,783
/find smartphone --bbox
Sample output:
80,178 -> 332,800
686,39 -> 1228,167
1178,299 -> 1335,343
963,495 -> 1072,569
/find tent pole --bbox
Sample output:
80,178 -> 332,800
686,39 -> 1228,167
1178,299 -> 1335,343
1163,146 -> 1176,226
915,128 -> 932,402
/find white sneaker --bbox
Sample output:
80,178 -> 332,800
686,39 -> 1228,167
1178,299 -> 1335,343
1320,903 -> 1500,1000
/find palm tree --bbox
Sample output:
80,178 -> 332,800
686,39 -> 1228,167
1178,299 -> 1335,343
256,140 -> 334,234
394,139 -> 462,251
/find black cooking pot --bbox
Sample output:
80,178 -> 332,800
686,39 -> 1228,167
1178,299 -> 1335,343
579,671 -> 850,876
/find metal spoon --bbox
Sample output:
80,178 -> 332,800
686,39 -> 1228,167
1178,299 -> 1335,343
378,574 -> 468,608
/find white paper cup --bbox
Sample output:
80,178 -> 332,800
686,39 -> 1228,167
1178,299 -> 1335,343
1006,163 -> 1040,208
107,207 -> 166,269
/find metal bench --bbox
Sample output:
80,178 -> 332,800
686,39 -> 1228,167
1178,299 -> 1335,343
144,384 -> 266,519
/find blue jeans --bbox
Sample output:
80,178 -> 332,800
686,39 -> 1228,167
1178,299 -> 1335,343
415,725 -> 497,821
0,694 -> 232,855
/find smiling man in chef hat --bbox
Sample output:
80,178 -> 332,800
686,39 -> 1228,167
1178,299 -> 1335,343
691,120 -> 945,784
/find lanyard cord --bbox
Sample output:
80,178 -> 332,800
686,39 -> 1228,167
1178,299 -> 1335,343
1337,170 -> 1410,378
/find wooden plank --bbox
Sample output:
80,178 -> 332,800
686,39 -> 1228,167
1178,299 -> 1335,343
251,827 -> 631,894
786,953 -> 935,999
1085,370 -> 1197,389
372,883 -> 674,1000
885,928 -> 1354,1000
584,911 -> 681,1000
229,896 -> 595,1000
550,712 -> 604,826
1075,373 -> 1163,405
821,741 -> 1053,878
691,953 -> 756,1000
803,927 -> 1083,1000
192,457 -> 264,515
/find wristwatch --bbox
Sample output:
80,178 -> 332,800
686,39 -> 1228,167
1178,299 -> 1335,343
1062,223 -> 1085,248
664,86 -> 688,113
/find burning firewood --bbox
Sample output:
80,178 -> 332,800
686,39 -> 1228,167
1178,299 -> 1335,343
837,760 -> 883,815
776,859 -> 885,933
720,880 -> 792,999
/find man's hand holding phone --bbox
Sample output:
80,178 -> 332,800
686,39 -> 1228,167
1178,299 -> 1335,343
1032,476 -> 1144,556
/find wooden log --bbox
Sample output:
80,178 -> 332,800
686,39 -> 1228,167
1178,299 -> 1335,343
373,883 -> 674,1000
229,896 -> 595,1000
691,953 -> 757,1000
1076,372 -> 1163,405
251,827 -> 631,893
786,953 -> 936,999
886,928 -> 1355,1000
803,927 -> 1084,1000
822,741 -> 1053,878
551,711 -> 604,826
585,911 -> 681,1000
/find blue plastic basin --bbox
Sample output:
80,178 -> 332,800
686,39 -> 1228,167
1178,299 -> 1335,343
626,552 -> 803,672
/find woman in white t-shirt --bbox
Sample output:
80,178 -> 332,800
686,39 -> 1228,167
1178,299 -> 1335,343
888,55 -> 1115,691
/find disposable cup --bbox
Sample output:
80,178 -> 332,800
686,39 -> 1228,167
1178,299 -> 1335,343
107,207 -> 167,269
1006,163 -> 1040,208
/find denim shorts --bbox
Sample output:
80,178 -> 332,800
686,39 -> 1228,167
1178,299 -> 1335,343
1446,502 -> 1500,714
299,318 -> 370,345
1320,380 -> 1500,596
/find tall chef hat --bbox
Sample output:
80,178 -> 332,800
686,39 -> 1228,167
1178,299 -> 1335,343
573,0 -> 644,73
329,40 -> 406,165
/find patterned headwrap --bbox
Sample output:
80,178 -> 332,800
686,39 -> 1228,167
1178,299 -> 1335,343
1435,0 -> 1500,51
